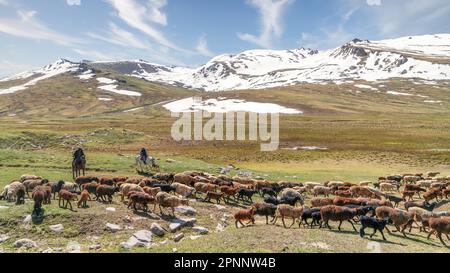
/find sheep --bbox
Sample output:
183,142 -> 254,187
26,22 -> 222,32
404,200 -> 436,211
404,185 -> 426,198
16,188 -> 25,205
99,177 -> 115,186
204,191 -> 225,204
403,176 -> 422,184
407,207 -> 448,233
380,183 -> 399,193
384,194 -> 403,208
96,185 -> 119,203
253,203 -> 277,225
152,184 -> 175,194
273,204 -> 304,228
359,181 -> 372,187
313,186 -> 332,197
335,190 -> 352,198
365,199 -> 393,208
61,182 -> 78,193
327,181 -> 345,188
32,186 -> 47,215
350,186 -> 379,199
260,187 -> 277,198
310,197 -> 334,208
319,205 -> 359,232
20,175 -> 42,182
125,178 -> 143,185
402,191 -> 416,202
128,192 -> 156,212
142,186 -> 161,197
77,190 -> 90,208
234,206 -> 256,228
279,181 -> 303,189
48,180 -> 66,199
375,207 -> 414,237
154,173 -> 175,183
112,176 -> 128,184
300,208 -> 321,227
194,182 -> 219,198
120,183 -> 144,201
359,216 -> 391,241
333,197 -> 365,207
58,190 -> 77,210
417,180 -> 434,189
82,182 -> 99,196
305,182 -> 321,193
75,176 -> 99,189
155,191 -> 189,216
174,173 -> 197,186
171,182 -> 195,198
255,180 -> 271,192
279,188 -> 304,202
427,217 -> 450,246
3,182 -> 26,202
237,188 -> 258,203
426,172 -> 440,178
23,179 -> 49,197
220,186 -> 239,202
423,188 -> 443,204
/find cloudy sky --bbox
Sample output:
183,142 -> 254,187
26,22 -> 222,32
0,0 -> 449,77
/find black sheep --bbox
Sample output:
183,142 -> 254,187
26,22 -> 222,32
301,208 -> 321,227
260,187 -> 277,198
237,189 -> 257,203
359,216 -> 392,241
279,196 -> 302,206
384,194 -> 403,208
253,203 -> 277,224
152,184 -> 175,194
264,196 -> 280,205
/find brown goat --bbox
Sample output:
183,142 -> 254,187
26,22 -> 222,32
234,206 -> 256,228
427,217 -> 450,246
128,192 -> 156,212
77,189 -> 90,208
58,190 -> 77,210
320,205 -> 359,232
204,191 -> 225,204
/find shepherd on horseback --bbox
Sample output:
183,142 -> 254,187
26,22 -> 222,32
72,147 -> 86,179
136,147 -> 159,173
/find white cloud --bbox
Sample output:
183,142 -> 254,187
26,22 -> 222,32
0,61 -> 35,78
105,0 -> 182,51
87,23 -> 150,50
0,0 -> 8,6
0,10 -> 83,46
238,0 -> 294,48
72,49 -> 119,61
195,35 -> 214,57
366,0 -> 381,6
66,0 -> 81,6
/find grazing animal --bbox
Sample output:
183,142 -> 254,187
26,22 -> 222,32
135,154 -> 159,172
234,206 -> 256,228
333,197 -> 365,206
154,173 -> 175,183
404,185 -> 426,198
16,188 -> 25,205
313,186 -> 332,197
3,182 -> 26,202
423,188 -> 443,204
319,205 -> 359,232
120,183 -> 144,201
75,176 -> 99,189
23,179 -> 48,197
279,189 -> 304,205
335,190 -> 352,198
174,173 -> 197,186
128,192 -> 156,212
82,182 -> 99,196
20,175 -> 42,182
220,186 -> 239,202
427,217 -> 450,246
375,207 -> 414,237
359,216 -> 391,241
273,204 -> 304,228
194,182 -> 219,197
402,191 -> 416,202
310,197 -> 334,208
58,190 -> 77,210
260,187 -> 277,198
350,186 -> 379,199
404,200 -> 436,211
380,183 -> 400,193
77,190 -> 90,208
32,186 -> 47,215
301,208 -> 322,227
96,185 -> 119,203
204,191 -> 225,204
253,203 -> 277,224
384,194 -> 403,208
171,183 -> 195,198
99,178 -> 115,186
142,186 -> 161,197
72,149 -> 86,179
155,192 -> 189,216
237,188 -> 258,203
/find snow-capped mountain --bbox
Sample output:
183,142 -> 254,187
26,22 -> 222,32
1,34 -> 449,94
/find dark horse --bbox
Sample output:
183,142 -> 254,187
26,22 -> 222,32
72,148 -> 86,179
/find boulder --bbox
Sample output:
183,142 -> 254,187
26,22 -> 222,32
150,223 -> 166,236
49,224 -> 64,233
173,233 -> 184,242
106,223 -> 122,232
13,239 -> 37,249
66,241 -> 81,253
192,226 -> 209,235
175,206 -> 197,216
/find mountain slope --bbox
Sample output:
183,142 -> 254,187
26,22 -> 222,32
1,34 -> 449,94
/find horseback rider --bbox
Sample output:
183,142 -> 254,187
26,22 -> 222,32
73,148 -> 85,161
140,148 -> 148,164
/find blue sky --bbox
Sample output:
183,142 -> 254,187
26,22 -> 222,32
0,0 -> 449,77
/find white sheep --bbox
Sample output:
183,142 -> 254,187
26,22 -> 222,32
171,182 -> 196,198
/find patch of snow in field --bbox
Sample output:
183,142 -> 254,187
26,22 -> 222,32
124,107 -> 143,113
78,70 -> 95,80
98,98 -> 113,101
98,85 -> 141,97
354,84 -> 378,91
163,97 -> 302,114
424,100 -> 443,104
97,77 -> 117,84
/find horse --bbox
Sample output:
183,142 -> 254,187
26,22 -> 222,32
72,149 -> 86,179
135,155 -> 160,173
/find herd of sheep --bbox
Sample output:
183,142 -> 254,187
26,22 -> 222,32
1,171 -> 450,247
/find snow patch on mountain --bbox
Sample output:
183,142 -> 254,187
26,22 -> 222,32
96,77 -> 141,97
163,97 -> 302,114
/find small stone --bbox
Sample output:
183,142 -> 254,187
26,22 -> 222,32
106,207 -> 116,212
190,235 -> 201,240
150,223 -> 166,236
173,233 -> 184,242
89,244 -> 101,250
121,237 -> 139,249
172,248 -> 178,253
42,248 -> 53,253
133,230 -> 153,245
215,205 -> 226,211
216,223 -> 225,233
175,206 -> 197,216
0,234 -> 9,243
66,241 -> 81,253
161,239 -> 169,245
23,215 -> 32,222
169,223 -> 182,233
192,226 -> 209,235
106,223 -> 122,232
13,239 -> 37,249
49,224 -> 64,233
166,159 -> 175,163
0,205 -> 9,210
